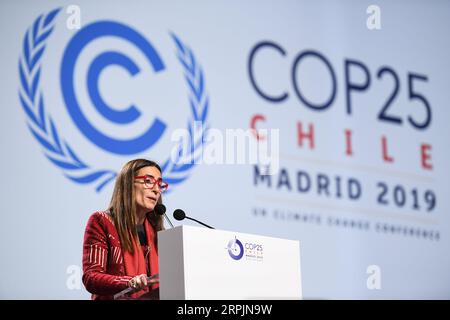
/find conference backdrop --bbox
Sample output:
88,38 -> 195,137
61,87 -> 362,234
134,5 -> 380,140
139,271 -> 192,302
1,0 -> 449,299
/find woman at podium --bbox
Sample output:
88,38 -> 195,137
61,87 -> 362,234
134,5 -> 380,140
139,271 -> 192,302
81,159 -> 168,300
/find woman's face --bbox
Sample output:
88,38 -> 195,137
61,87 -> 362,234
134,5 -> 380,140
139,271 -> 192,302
134,166 -> 162,214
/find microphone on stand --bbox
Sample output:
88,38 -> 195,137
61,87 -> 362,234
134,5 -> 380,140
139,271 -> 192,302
173,209 -> 215,229
154,203 -> 174,228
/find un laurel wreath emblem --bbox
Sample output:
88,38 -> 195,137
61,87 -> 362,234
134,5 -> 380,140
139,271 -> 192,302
18,8 -> 209,192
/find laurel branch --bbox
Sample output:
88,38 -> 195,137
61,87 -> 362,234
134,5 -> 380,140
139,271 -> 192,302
160,33 -> 210,189
19,8 -> 116,192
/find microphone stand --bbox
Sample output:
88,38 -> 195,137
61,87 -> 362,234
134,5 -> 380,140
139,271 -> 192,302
164,213 -> 174,228
185,216 -> 215,229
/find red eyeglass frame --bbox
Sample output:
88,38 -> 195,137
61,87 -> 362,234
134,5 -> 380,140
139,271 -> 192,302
134,175 -> 169,191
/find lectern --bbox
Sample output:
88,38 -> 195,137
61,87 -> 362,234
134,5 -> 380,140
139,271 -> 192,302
157,225 -> 302,300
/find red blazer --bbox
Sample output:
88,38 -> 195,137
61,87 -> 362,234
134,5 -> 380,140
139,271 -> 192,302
82,211 -> 158,300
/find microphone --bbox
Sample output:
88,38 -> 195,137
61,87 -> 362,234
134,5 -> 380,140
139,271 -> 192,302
173,209 -> 215,229
154,203 -> 174,228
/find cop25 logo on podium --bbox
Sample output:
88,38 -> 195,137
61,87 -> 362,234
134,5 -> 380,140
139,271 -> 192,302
18,8 -> 209,192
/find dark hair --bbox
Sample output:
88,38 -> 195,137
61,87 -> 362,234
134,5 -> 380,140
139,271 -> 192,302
108,159 -> 164,253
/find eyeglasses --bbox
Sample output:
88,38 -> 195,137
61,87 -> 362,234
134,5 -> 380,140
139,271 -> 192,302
134,175 -> 169,192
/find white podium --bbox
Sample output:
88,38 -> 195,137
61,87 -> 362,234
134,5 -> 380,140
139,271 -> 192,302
157,225 -> 302,300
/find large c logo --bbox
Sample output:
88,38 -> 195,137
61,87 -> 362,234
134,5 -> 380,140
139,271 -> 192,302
60,21 -> 167,155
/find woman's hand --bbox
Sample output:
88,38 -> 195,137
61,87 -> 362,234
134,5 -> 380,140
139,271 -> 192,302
128,274 -> 148,290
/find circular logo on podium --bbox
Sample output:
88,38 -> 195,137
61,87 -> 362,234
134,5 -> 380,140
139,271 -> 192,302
227,237 -> 244,260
